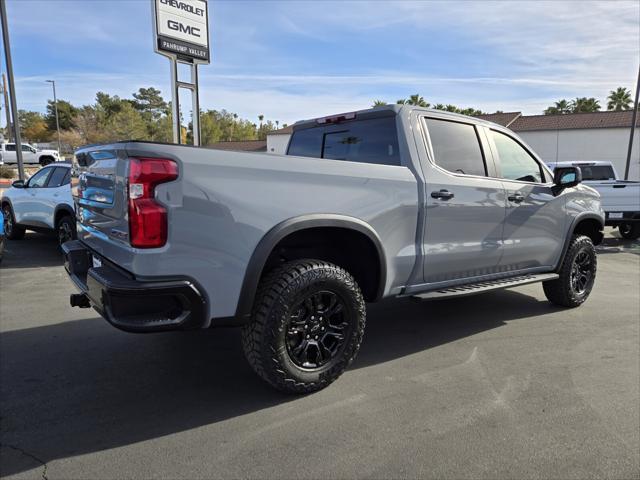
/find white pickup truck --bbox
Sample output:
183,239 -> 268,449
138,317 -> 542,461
0,142 -> 60,166
549,161 -> 640,240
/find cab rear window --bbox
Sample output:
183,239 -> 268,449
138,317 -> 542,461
287,117 -> 401,166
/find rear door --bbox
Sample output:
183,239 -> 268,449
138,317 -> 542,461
488,129 -> 566,271
419,116 -> 507,284
38,167 -> 70,228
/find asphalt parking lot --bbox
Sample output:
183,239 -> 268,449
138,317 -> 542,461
1,231 -> 638,480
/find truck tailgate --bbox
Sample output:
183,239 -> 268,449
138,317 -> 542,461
589,181 -> 640,211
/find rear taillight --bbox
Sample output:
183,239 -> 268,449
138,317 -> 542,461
128,157 -> 178,248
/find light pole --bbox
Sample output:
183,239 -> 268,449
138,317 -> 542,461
1,0 -> 24,180
46,79 -> 61,155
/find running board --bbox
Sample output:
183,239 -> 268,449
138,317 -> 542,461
411,273 -> 559,300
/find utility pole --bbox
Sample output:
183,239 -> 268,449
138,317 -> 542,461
624,64 -> 640,180
2,73 -> 11,141
46,79 -> 61,154
0,0 -> 24,180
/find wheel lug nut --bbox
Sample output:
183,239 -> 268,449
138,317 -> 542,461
306,335 -> 310,339
311,316 -> 315,320
321,327 -> 324,330
315,336 -> 318,340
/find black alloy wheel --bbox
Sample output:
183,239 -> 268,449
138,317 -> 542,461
285,290 -> 351,369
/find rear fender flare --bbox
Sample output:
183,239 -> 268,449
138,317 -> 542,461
234,214 -> 387,322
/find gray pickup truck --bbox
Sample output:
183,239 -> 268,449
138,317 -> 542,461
63,105 -> 604,393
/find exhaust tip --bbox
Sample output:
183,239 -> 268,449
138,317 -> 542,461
70,293 -> 91,308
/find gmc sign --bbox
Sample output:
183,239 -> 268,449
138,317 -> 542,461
153,0 -> 209,63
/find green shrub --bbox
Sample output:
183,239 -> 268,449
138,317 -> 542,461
0,165 -> 15,179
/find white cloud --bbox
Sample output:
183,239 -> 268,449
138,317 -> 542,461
8,0 -> 639,123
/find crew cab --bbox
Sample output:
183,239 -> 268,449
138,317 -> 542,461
0,142 -> 60,166
63,106 -> 604,393
548,161 -> 640,240
2,163 -> 76,246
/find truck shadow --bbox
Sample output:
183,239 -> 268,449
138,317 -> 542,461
0,288 -> 561,476
1,232 -> 63,269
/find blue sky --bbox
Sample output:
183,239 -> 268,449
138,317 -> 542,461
2,0 -> 639,125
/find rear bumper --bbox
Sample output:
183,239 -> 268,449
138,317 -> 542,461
62,240 -> 207,333
604,211 -> 640,226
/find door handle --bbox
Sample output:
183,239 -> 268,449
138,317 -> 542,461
431,189 -> 455,200
508,193 -> 524,203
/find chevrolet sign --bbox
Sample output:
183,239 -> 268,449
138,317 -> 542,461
153,0 -> 210,63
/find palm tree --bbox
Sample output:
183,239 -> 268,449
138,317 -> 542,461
544,99 -> 571,115
372,100 -> 387,107
607,87 -> 633,111
258,114 -> 264,128
570,97 -> 601,113
396,99 -> 407,105
433,104 -> 446,110
406,94 -> 430,107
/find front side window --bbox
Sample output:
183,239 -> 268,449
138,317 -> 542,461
492,131 -> 543,183
287,117 -> 401,166
21,145 -> 34,153
424,118 -> 487,177
27,168 -> 52,188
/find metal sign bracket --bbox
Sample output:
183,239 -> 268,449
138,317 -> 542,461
170,58 -> 200,145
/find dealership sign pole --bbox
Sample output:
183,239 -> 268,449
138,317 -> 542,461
152,0 -> 209,146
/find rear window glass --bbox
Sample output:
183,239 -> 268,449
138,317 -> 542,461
287,117 -> 401,166
576,165 -> 615,181
424,118 -> 487,177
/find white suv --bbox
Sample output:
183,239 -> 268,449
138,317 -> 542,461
1,163 -> 76,246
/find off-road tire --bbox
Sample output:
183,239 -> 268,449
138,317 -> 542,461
543,235 -> 596,307
619,222 -> 640,241
2,204 -> 25,240
56,215 -> 76,247
241,259 -> 366,394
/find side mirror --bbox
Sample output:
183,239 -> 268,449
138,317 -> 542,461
553,166 -> 582,190
11,180 -> 25,188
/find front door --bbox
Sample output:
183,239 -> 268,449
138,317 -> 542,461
16,167 -> 53,226
488,129 -> 567,271
420,116 -> 507,284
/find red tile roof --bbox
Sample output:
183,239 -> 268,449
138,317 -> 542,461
508,110 -> 640,131
474,112 -> 522,127
207,140 -> 267,152
268,125 -> 293,135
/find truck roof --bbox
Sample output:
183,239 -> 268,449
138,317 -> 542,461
290,104 -> 508,131
551,161 -> 615,167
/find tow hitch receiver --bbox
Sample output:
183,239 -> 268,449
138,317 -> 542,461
70,293 -> 91,308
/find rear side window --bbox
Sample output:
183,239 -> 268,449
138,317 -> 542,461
287,117 -> 400,166
424,118 -> 487,177
5,144 -> 16,152
491,130 -> 543,183
47,167 -> 68,187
